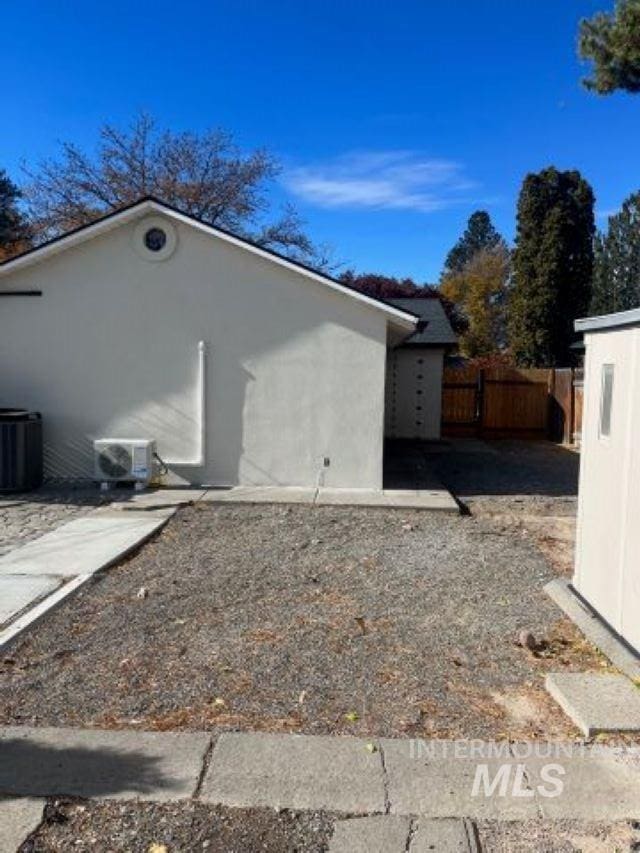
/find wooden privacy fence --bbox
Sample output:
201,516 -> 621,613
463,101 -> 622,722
442,366 -> 583,442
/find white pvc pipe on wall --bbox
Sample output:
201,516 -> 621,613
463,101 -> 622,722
164,340 -> 207,468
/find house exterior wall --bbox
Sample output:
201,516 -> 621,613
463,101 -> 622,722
384,347 -> 444,440
0,215 -> 388,488
574,324 -> 640,652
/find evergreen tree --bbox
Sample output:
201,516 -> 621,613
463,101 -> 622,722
509,168 -> 595,367
579,0 -> 640,94
0,170 -> 28,260
443,210 -> 504,275
590,191 -> 640,314
590,232 -> 616,315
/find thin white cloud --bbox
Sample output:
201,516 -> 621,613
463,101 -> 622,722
283,150 -> 477,213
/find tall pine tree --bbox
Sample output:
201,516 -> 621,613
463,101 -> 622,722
579,0 -> 640,94
590,191 -> 640,315
443,210 -> 504,275
508,168 -> 595,367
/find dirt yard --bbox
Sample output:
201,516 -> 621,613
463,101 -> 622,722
19,801 -> 640,853
0,441 -> 609,740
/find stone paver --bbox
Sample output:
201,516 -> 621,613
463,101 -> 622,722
380,739 -> 539,819
0,797 -> 45,853
545,578 -> 640,681
201,732 -> 386,814
410,818 -> 476,852
0,727 -> 211,802
546,672 -> 640,736
329,816 -> 412,853
0,574 -> 61,627
0,510 -> 173,578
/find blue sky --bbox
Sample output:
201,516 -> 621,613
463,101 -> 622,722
2,0 -> 639,281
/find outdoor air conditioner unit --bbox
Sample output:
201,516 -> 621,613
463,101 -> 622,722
94,439 -> 156,488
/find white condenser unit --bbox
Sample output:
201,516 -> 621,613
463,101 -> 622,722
94,439 -> 156,487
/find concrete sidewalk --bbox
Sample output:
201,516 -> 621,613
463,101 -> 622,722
2,728 -> 640,821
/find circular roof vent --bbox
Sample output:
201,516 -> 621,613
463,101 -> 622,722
133,216 -> 177,261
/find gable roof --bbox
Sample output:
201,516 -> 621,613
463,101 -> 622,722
387,297 -> 457,345
0,197 -> 418,330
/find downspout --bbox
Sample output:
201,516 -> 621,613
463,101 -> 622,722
162,341 -> 207,468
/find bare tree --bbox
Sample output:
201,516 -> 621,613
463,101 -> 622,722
24,113 -> 327,267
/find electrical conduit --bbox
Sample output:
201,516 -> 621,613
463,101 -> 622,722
163,341 -> 207,468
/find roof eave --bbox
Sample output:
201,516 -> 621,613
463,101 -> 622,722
575,308 -> 640,334
0,198 -> 419,328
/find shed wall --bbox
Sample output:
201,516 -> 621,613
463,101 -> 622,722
574,325 -> 640,651
384,348 -> 444,440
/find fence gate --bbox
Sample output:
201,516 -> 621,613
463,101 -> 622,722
442,366 -> 567,439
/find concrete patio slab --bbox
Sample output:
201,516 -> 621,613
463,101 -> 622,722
410,818 -> 477,852
315,488 -> 458,511
328,816 -> 412,853
0,574 -> 61,627
380,739 -> 539,819
201,486 -> 316,504
0,510 -> 174,578
545,672 -> 640,736
112,488 -> 207,511
0,797 -> 45,853
0,727 -> 211,802
199,485 -> 459,511
545,578 -> 640,681
200,732 -> 386,814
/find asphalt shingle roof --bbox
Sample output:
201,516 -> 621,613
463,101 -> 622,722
387,297 -> 457,346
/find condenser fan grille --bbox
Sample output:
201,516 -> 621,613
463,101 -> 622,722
97,444 -> 132,479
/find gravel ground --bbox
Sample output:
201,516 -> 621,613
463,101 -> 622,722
0,487 -> 116,557
429,439 -> 580,502
0,500 -> 605,739
428,440 -> 581,576
19,800 -> 333,852
475,818 -> 640,852
19,802 -> 640,853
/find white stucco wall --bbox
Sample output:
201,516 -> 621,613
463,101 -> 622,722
574,324 -> 640,652
384,348 -> 444,440
0,214 -> 389,488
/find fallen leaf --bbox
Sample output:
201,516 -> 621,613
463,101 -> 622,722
365,742 -> 377,753
344,711 -> 359,723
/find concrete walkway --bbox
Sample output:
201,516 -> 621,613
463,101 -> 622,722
0,506 -> 177,651
2,728 -> 640,824
201,485 -> 458,511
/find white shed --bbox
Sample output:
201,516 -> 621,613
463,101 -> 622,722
574,308 -> 640,654
0,198 -> 418,489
